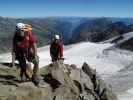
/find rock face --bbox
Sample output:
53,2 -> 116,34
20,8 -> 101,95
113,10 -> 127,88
0,61 -> 117,100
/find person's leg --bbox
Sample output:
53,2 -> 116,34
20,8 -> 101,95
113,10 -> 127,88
52,57 -> 56,62
51,54 -> 58,62
32,55 -> 39,79
20,67 -> 24,79
26,62 -> 33,79
18,56 -> 27,81
30,55 -> 39,85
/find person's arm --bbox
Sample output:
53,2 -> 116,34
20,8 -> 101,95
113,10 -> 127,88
12,34 -> 15,53
59,41 -> 64,58
12,52 -> 15,67
33,43 -> 37,56
50,43 -> 53,58
12,33 -> 16,67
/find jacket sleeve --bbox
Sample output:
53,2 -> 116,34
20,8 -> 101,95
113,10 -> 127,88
29,34 -> 38,56
50,43 -> 53,57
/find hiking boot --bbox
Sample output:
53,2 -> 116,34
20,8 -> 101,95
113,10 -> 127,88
20,76 -> 26,82
32,75 -> 40,86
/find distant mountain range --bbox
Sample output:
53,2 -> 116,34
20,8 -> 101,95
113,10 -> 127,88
0,16 -> 133,53
70,18 -> 133,43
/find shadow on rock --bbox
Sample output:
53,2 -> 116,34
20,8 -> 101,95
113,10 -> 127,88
0,62 -> 18,68
42,73 -> 61,91
0,74 -> 18,87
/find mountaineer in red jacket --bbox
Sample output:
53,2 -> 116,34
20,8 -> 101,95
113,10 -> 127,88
12,23 -> 39,85
50,34 -> 64,62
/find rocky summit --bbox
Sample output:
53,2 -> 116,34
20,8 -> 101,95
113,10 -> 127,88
0,61 -> 117,100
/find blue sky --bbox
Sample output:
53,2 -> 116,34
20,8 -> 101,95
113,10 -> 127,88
0,0 -> 133,18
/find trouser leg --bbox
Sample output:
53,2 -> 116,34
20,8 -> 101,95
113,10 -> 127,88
18,55 -> 31,80
18,57 -> 27,80
32,56 -> 39,79
51,55 -> 59,62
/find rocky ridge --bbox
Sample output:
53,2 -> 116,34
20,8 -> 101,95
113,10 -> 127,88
0,61 -> 117,100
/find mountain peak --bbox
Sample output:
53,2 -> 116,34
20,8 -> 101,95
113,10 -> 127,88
0,61 -> 117,100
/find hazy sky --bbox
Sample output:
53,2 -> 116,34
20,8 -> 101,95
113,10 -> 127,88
0,0 -> 133,18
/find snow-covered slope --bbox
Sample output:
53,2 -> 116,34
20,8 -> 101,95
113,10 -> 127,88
102,31 -> 133,45
64,42 -> 133,76
118,88 -> 133,100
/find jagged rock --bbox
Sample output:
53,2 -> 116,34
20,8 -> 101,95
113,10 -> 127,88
82,62 -> 96,80
48,61 -> 80,95
70,64 -> 77,69
43,73 -> 61,91
81,63 -> 117,100
53,86 -> 78,100
78,93 -> 95,100
95,79 -> 117,100
70,68 -> 94,92
0,62 -> 117,100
